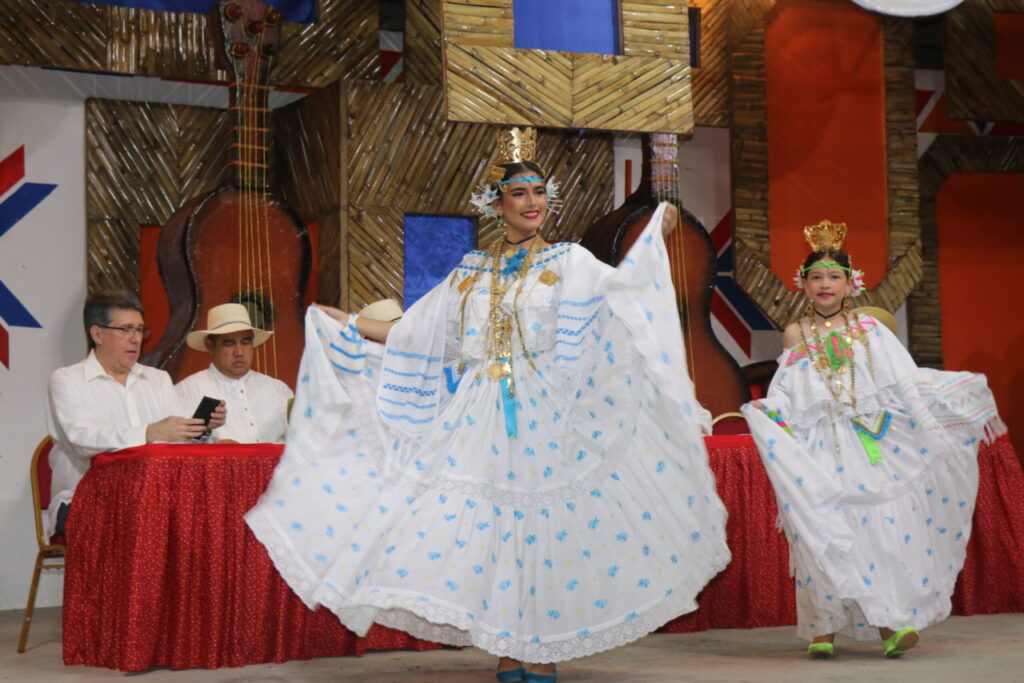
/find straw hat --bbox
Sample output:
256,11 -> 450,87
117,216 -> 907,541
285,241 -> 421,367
851,305 -> 897,335
186,303 -> 272,352
358,299 -> 404,322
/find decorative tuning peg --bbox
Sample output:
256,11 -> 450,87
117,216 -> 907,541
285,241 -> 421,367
223,3 -> 243,21
265,8 -> 282,25
230,42 -> 250,58
261,44 -> 276,59
246,20 -> 265,35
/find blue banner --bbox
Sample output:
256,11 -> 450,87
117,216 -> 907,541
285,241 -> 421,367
514,0 -> 619,55
403,215 -> 476,308
65,0 -> 316,24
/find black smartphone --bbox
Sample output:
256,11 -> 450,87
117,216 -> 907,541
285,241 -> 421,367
191,396 -> 221,429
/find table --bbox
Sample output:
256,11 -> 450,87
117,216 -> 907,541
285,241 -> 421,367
63,444 -> 441,671
64,436 -> 1024,671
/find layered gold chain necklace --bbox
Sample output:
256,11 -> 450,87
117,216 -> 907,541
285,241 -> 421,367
485,234 -> 543,386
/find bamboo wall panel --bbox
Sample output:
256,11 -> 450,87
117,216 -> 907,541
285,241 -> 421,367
945,0 -> 1024,124
572,54 -> 692,133
347,206 -> 406,308
272,0 -> 379,86
405,0 -> 444,87
274,82 -> 342,305
341,80 -> 613,310
442,0 -> 514,46
0,0 -> 377,86
689,0 -> 728,127
621,1 -> 689,57
730,7 -> 922,329
85,99 -> 231,294
441,0 -> 693,133
445,45 -> 575,127
911,136 -> 1024,368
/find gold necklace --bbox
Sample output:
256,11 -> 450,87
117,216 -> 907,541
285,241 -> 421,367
484,236 -> 544,390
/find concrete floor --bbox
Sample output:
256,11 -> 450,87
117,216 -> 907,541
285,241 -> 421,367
3,607 -> 1023,682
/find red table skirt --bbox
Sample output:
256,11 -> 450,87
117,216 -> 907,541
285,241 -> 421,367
64,437 -> 1024,671
64,444 -> 442,671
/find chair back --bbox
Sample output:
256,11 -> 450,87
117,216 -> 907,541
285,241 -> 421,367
711,412 -> 750,435
30,436 -> 62,549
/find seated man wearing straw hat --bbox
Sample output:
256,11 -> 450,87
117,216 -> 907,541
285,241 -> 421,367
175,303 -> 294,444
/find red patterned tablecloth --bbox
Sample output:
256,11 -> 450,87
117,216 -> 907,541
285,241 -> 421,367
63,443 -> 442,671
63,437 -> 1024,671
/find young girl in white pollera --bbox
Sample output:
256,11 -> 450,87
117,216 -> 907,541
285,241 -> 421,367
745,220 -> 1003,658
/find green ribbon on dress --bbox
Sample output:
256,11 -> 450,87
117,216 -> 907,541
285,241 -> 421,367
850,410 -> 892,465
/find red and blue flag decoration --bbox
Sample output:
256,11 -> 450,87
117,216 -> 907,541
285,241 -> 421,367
64,0 -> 316,24
707,211 -> 776,361
0,145 -> 56,369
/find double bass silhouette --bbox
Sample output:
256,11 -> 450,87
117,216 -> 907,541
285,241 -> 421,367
580,133 -> 750,418
144,0 -> 311,389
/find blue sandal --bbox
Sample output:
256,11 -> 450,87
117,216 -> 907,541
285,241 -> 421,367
524,664 -> 557,682
496,665 -> 526,682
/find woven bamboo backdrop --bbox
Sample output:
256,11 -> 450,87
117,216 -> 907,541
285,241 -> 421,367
0,0 -> 378,86
340,79 -> 614,311
273,82 -> 343,305
730,5 -> 922,329
945,0 -> 1024,124
85,99 -> 232,295
911,136 -> 1024,368
440,0 -> 694,133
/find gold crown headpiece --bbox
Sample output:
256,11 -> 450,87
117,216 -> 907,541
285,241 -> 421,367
488,127 -> 544,185
803,219 -> 847,254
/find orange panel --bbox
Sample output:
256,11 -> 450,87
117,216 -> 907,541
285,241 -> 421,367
937,173 -> 1024,459
765,0 -> 888,288
994,13 -> 1024,80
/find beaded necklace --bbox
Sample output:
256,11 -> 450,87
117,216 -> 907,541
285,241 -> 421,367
796,312 -> 874,413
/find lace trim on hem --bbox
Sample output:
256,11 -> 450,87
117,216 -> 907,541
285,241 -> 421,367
338,547 -> 731,663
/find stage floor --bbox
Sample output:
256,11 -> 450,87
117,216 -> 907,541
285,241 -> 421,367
5,607 -> 1023,682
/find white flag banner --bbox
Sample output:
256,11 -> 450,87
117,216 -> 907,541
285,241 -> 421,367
0,97 -> 86,609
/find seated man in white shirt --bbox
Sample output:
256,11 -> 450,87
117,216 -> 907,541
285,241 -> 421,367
46,291 -> 226,538
175,303 -> 293,445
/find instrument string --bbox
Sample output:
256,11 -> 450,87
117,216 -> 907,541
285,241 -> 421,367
255,29 -> 278,378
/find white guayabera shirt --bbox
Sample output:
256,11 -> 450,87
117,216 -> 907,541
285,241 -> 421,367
46,350 -> 180,536
175,365 -> 293,445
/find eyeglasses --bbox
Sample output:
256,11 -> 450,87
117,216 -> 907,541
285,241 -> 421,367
99,325 -> 152,340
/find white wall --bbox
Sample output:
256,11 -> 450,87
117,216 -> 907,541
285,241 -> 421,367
0,98 -> 86,610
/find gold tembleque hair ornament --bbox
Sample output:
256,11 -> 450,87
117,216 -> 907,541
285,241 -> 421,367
793,219 -> 866,296
469,126 -> 560,218
488,126 -> 543,184
803,219 -> 847,254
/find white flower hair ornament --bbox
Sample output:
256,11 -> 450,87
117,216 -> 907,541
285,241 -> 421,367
469,185 -> 500,217
468,178 -> 562,218
850,268 -> 866,296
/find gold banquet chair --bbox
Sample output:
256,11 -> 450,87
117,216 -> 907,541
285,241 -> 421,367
711,411 -> 749,436
17,436 -> 66,653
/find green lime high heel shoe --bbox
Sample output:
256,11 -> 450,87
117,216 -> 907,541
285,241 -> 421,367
882,627 -> 919,658
807,642 -> 835,658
